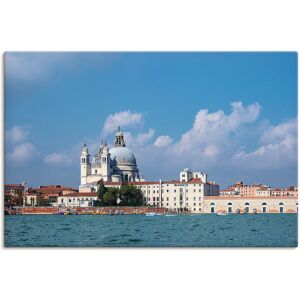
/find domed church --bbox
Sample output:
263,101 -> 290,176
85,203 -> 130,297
80,127 -> 144,190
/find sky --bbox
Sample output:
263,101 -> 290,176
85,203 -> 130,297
4,52 -> 298,189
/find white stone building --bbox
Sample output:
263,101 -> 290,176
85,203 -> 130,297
103,168 -> 219,213
80,127 -> 143,191
56,192 -> 98,208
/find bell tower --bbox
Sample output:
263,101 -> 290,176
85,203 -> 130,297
80,143 -> 90,185
100,142 -> 111,181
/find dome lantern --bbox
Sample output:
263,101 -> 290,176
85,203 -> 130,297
114,126 -> 126,147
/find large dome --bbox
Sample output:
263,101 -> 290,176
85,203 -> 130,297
109,147 -> 137,165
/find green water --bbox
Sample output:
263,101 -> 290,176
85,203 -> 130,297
4,213 -> 298,247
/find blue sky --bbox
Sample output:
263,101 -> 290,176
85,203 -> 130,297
5,52 -> 298,188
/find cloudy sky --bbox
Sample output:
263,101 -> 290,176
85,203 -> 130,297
4,52 -> 297,188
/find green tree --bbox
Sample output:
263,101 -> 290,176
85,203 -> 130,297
103,187 -> 119,206
118,184 -> 144,206
97,179 -> 107,206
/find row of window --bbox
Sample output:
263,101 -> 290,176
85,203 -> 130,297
210,202 -> 286,206
144,189 -> 202,194
60,198 -> 95,203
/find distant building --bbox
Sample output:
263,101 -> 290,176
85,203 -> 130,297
23,185 -> 78,207
5,183 -> 27,206
56,192 -> 98,208
223,181 -> 298,198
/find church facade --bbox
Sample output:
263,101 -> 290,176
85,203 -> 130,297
80,127 -> 143,191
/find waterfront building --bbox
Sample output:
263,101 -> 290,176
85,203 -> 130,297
22,185 -> 78,207
203,196 -> 298,214
79,168 -> 219,213
80,127 -> 143,191
56,192 -> 98,208
23,192 -> 42,206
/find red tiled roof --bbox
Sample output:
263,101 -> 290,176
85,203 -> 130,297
104,181 -> 159,186
104,178 -> 205,186
60,192 -> 97,197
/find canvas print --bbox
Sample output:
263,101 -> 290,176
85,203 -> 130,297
4,52 -> 298,247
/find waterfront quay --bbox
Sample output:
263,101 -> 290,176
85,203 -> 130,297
5,206 -> 168,215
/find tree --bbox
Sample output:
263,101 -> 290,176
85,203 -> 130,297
103,187 -> 119,206
97,179 -> 106,202
118,184 -> 144,206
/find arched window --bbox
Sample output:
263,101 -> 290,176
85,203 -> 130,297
227,202 -> 232,213
210,202 -> 215,213
244,202 -> 250,213
279,202 -> 284,213
262,202 -> 267,213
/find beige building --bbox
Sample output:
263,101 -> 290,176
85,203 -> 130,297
203,196 -> 298,214
23,193 -> 42,206
255,187 -> 272,197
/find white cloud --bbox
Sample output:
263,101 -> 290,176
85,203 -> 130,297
43,152 -> 73,166
124,129 -> 155,148
8,142 -> 37,165
6,125 -> 31,144
172,101 -> 261,155
102,110 -> 143,136
154,135 -> 173,148
233,119 -> 297,169
203,145 -> 219,157
260,119 -> 297,144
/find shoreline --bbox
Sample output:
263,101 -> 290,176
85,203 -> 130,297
5,206 -> 297,215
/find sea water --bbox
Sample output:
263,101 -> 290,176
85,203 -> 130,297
4,214 -> 297,247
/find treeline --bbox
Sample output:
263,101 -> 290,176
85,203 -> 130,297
96,180 -> 145,207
